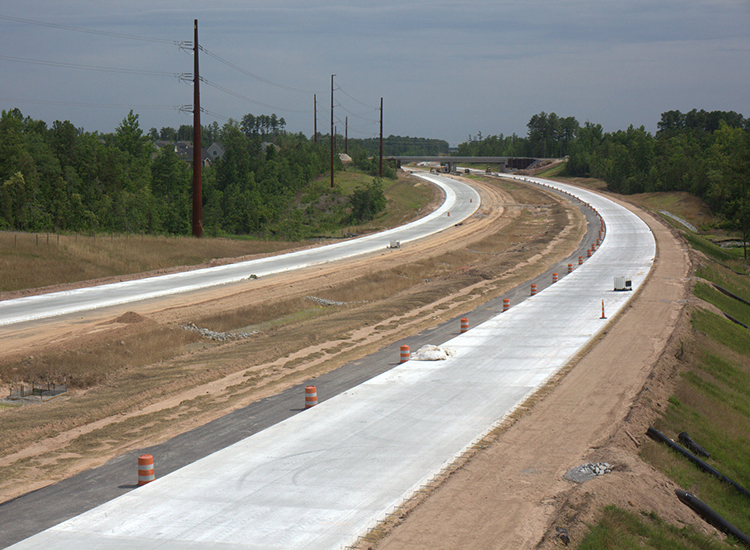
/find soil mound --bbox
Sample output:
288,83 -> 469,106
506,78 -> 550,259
111,312 -> 147,324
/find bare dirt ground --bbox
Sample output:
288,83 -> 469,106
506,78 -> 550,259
364,194 -> 701,549
0,174 -> 588,505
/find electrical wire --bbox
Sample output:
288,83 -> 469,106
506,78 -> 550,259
200,77 -> 312,114
199,46 -> 320,95
0,54 -> 184,78
0,14 -> 183,45
335,82 -> 378,109
335,101 -> 379,122
0,97 -> 176,110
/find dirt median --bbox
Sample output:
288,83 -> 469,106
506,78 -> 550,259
0,175 -> 588,504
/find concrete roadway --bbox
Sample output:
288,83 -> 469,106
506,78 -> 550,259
0,177 -> 601,549
0,174 -> 479,327
4,176 -> 655,550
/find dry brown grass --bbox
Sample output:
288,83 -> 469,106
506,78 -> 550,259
0,232 -> 302,293
0,177 -> 586,501
0,316 -> 201,388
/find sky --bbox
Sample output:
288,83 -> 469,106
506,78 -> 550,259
1,1 -> 748,146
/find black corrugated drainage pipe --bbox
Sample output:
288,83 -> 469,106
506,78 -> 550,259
676,490 -> 750,547
646,427 -> 750,500
678,431 -> 710,458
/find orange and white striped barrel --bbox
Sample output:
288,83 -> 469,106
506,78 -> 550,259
552,272 -> 558,284
530,283 -> 537,296
305,385 -> 317,408
587,248 -> 592,258
578,255 -> 583,265
400,345 -> 410,363
502,298 -> 510,312
138,454 -> 155,486
567,263 -> 573,274
460,317 -> 469,333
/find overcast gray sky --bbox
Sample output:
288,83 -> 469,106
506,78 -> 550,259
1,1 -> 748,146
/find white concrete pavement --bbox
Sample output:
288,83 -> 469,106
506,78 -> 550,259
0,173 -> 479,327
7,177 -> 655,550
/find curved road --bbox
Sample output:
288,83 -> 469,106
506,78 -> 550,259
6,176 -> 655,550
0,174 -> 479,327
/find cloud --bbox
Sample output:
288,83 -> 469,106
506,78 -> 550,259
1,0 -> 748,144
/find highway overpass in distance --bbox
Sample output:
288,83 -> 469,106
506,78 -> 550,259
387,156 -> 540,172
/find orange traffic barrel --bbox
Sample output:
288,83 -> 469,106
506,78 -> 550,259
567,263 -> 573,274
578,255 -> 583,265
460,317 -> 469,333
530,284 -> 537,296
138,454 -> 155,486
503,298 -> 510,312
305,385 -> 318,408
400,345 -> 410,363
552,272 -> 558,284
587,249 -> 592,258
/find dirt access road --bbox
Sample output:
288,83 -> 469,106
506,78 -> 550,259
367,193 -> 697,549
0,173 -> 589,507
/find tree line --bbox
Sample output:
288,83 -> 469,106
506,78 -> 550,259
0,109 -> 411,238
0,109 -> 331,236
457,109 -> 750,233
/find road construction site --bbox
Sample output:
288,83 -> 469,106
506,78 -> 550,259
1,172 -> 660,549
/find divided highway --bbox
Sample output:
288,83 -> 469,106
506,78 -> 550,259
6,176 -> 655,550
0,174 -> 479,327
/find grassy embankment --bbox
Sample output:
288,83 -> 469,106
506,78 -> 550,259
562,174 -> 750,548
0,169 -> 431,293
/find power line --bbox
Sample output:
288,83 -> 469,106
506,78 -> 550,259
200,77 -> 312,114
0,14 -> 183,45
199,46 -> 320,95
335,101 -> 379,122
0,54 -> 185,78
335,83 -> 377,109
0,97 -> 177,110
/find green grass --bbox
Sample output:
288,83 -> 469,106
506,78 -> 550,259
537,162 -> 566,178
581,232 -> 750,548
694,282 -> 750,327
638,310 -> 750,540
697,264 -> 750,303
579,506 -> 728,550
626,191 -> 718,232
685,233 -> 746,266
692,307 -> 750,356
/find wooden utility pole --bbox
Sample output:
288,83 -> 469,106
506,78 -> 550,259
330,75 -> 335,188
345,116 -> 348,155
379,97 -> 383,178
192,19 -> 203,238
313,94 -> 317,144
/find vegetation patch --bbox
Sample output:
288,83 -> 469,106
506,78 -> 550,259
579,506 -> 727,550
